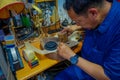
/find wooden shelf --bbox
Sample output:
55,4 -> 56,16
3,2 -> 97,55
16,38 -> 82,80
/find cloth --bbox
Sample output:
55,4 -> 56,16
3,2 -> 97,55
55,0 -> 120,80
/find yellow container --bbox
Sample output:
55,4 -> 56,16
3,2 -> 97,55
0,0 -> 24,19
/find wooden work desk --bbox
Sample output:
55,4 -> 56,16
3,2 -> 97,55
16,38 -> 82,80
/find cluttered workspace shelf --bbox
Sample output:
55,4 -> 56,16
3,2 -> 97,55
16,38 -> 83,80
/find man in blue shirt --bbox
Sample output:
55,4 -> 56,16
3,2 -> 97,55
55,0 -> 120,80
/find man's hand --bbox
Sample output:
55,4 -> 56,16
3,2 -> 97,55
57,42 -> 75,60
61,25 -> 82,36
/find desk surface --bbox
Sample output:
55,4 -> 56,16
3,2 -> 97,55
16,39 -> 82,80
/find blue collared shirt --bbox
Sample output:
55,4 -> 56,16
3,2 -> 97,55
55,0 -> 120,80
81,0 -> 120,79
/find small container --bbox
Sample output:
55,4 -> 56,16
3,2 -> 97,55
58,32 -> 68,43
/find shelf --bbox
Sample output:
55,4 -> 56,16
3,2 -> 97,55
16,40 -> 58,80
16,37 -> 83,80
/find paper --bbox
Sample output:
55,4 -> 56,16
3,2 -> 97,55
24,42 -> 57,55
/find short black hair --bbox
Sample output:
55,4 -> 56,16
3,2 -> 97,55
64,0 -> 104,15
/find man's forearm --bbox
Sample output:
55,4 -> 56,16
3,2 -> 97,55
75,57 -> 110,80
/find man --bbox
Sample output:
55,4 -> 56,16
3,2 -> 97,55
55,0 -> 120,80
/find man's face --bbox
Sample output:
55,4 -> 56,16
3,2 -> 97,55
67,8 -> 99,30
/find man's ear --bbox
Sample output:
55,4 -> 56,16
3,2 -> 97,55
88,8 -> 98,19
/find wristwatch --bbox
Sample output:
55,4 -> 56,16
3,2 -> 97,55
70,54 -> 79,64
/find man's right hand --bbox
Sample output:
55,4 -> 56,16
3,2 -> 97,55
61,25 -> 82,36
